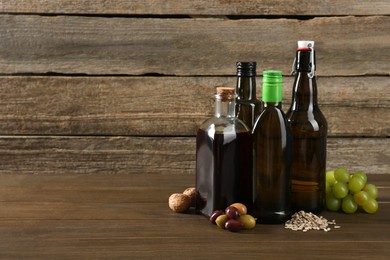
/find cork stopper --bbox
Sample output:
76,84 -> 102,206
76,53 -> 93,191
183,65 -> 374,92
216,87 -> 236,101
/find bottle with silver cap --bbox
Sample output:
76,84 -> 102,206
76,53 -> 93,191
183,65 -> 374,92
286,41 -> 328,213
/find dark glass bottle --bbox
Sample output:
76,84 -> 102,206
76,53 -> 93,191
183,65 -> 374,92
286,41 -> 328,213
235,62 -> 262,129
196,87 -> 253,217
252,71 -> 292,224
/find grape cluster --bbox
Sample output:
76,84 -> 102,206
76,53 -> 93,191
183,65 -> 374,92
326,168 -> 378,214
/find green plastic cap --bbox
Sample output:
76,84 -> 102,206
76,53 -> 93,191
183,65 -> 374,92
262,70 -> 283,102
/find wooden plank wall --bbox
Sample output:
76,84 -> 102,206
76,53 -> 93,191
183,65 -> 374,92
0,1 -> 389,175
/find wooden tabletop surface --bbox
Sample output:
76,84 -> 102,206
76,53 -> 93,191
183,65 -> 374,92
0,173 -> 389,259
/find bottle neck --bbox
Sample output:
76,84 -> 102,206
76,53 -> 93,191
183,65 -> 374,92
294,49 -> 316,77
215,98 -> 236,118
290,72 -> 318,111
236,76 -> 257,100
290,48 -> 318,110
263,102 -> 282,110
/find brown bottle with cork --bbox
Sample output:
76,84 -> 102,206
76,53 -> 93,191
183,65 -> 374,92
286,40 -> 328,213
195,87 -> 252,217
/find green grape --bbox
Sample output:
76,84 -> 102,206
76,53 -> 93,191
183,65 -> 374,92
363,183 -> 378,199
362,198 -> 378,214
332,182 -> 349,199
353,190 -> 369,206
348,175 -> 366,193
326,192 -> 341,211
334,167 -> 350,183
341,194 -> 358,214
326,171 -> 336,186
354,171 -> 367,184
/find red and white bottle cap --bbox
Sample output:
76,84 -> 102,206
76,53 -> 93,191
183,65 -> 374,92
298,40 -> 315,48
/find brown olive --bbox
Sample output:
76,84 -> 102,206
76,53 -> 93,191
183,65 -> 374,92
209,210 -> 224,224
225,206 -> 240,219
225,219 -> 243,232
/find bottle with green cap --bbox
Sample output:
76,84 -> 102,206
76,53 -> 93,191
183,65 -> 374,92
252,70 -> 292,224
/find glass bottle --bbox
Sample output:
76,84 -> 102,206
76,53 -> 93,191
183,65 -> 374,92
235,61 -> 262,129
196,87 -> 252,217
286,40 -> 328,213
252,70 -> 292,224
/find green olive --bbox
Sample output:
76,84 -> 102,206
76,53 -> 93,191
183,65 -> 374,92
238,214 -> 256,229
215,214 -> 228,229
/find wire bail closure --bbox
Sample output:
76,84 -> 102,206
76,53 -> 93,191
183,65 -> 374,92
308,44 -> 315,79
291,57 -> 297,76
291,41 -> 316,78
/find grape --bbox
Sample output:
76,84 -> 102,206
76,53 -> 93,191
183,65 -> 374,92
326,193 -> 341,211
348,176 -> 366,193
354,171 -> 367,184
353,191 -> 369,206
334,167 -> 350,183
326,171 -> 336,186
363,183 -> 378,200
362,198 -> 378,214
342,195 -> 358,214
332,182 -> 349,199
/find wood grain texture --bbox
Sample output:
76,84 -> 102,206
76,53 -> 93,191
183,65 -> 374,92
1,0 -> 390,16
1,15 -> 389,76
0,76 -> 388,136
0,136 -> 387,175
0,174 -> 388,258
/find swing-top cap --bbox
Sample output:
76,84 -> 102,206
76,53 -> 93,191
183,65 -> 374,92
298,40 -> 315,49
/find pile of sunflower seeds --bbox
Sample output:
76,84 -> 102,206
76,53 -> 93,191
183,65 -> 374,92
285,210 -> 340,232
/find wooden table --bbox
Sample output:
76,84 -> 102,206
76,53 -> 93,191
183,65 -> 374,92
0,174 -> 389,259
